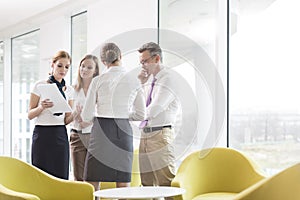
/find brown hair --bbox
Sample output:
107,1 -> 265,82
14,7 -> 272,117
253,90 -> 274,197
49,50 -> 72,75
74,54 -> 100,91
138,42 -> 162,59
100,43 -> 121,65
52,50 -> 72,64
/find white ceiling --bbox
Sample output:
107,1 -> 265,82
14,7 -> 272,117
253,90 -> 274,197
0,0 -> 69,32
0,0 -> 100,37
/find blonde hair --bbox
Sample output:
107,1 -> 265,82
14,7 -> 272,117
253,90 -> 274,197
74,54 -> 100,92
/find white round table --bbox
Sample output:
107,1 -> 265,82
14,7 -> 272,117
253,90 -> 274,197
94,186 -> 185,199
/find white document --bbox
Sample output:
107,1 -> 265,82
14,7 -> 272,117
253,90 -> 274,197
37,84 -> 72,113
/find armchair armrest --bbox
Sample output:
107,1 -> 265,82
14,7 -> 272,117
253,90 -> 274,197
0,184 -> 40,200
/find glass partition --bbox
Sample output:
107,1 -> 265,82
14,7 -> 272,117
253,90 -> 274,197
159,0 -> 226,164
229,0 -> 300,175
11,30 -> 40,162
71,11 -> 87,83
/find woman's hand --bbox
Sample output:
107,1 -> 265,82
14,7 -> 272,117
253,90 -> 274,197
79,121 -> 92,129
40,99 -> 54,109
73,104 -> 83,122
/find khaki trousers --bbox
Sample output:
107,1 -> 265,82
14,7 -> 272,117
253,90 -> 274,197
139,128 -> 176,187
70,132 -> 90,181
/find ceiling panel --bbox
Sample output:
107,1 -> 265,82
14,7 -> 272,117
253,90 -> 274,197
0,0 -> 69,32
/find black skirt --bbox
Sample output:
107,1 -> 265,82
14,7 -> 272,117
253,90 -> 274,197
84,117 -> 133,182
31,125 -> 69,180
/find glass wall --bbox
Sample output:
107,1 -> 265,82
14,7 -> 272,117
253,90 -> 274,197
159,0 -> 226,164
71,11 -> 87,83
11,30 -> 40,162
230,0 -> 300,175
0,41 -> 3,154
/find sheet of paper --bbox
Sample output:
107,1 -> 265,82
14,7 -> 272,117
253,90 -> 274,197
37,84 -> 72,113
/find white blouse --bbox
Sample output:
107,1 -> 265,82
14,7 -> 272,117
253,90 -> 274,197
69,88 -> 92,133
31,80 -> 74,125
81,66 -> 146,122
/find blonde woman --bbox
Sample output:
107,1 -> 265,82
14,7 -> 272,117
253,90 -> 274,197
70,54 -> 99,181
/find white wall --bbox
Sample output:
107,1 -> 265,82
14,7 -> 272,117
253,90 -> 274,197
39,16 -> 71,81
87,0 -> 158,53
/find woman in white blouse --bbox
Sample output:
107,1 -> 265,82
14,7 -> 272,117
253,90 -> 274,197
70,54 -> 99,181
81,43 -> 146,191
28,50 -> 74,180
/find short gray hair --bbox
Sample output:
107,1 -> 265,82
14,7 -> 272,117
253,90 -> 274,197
100,43 -> 121,65
138,42 -> 162,59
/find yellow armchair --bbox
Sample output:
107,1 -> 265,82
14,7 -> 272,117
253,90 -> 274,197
0,156 -> 94,200
171,147 -> 265,200
234,163 -> 300,200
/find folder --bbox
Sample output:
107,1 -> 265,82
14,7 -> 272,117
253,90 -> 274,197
37,84 -> 72,113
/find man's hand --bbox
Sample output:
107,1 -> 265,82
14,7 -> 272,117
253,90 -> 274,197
138,69 -> 150,84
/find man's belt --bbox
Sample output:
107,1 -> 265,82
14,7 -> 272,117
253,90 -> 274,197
143,125 -> 172,133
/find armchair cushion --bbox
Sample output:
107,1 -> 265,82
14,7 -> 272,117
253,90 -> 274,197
171,147 -> 265,200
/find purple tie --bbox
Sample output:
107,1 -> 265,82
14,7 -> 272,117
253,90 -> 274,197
139,78 -> 156,128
